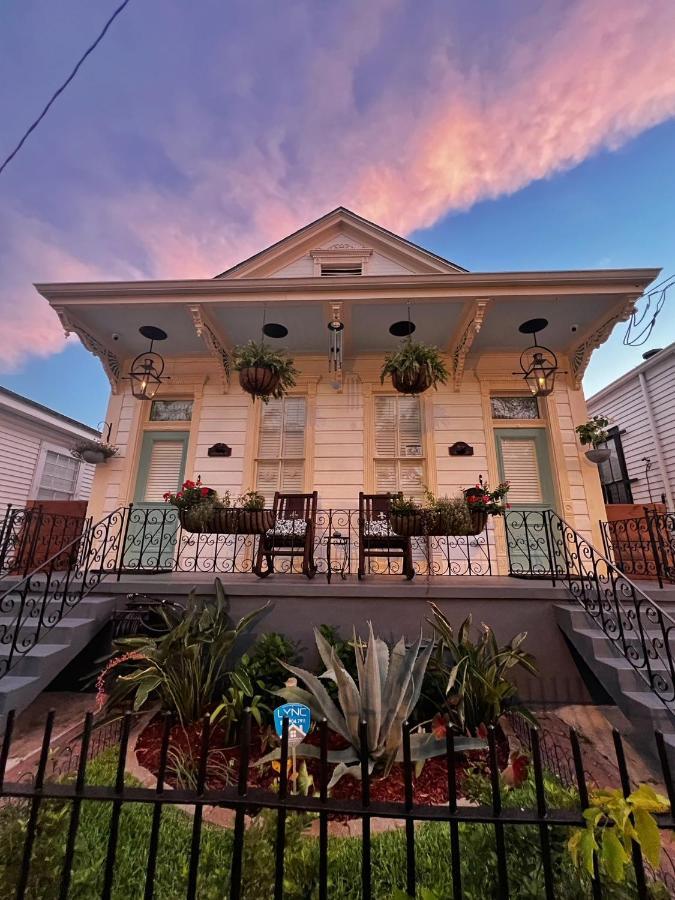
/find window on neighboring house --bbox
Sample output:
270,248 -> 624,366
491,396 -> 540,420
320,263 -> 362,276
373,395 -> 425,496
255,396 -> 307,502
597,428 -> 633,504
37,450 -> 80,501
149,399 -> 193,421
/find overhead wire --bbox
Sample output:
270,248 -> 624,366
623,272 -> 674,347
0,0 -> 133,177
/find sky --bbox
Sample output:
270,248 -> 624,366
1,0 -> 674,427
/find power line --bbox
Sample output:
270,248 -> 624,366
623,273 -> 674,347
0,0 -> 133,177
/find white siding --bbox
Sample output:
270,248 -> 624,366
588,349 -> 675,505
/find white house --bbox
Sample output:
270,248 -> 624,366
0,385 -> 98,512
587,343 -> 675,509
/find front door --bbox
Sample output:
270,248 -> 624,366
496,428 -> 556,574
123,431 -> 189,570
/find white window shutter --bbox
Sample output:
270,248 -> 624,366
373,395 -> 424,494
500,439 -> 543,504
398,397 -> 423,458
258,401 -> 283,458
374,396 -> 397,457
144,441 -> 184,501
282,397 -> 306,458
256,397 -> 306,500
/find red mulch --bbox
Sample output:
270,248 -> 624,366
135,718 -> 509,807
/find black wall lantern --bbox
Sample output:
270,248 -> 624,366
516,318 -> 560,397
130,326 -> 167,400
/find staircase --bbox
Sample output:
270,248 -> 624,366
555,602 -> 675,763
0,591 -> 118,727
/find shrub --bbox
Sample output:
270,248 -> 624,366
232,340 -> 298,401
380,340 -> 449,390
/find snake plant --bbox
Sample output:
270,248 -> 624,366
258,624 -> 485,788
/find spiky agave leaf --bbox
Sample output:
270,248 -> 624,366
278,660 -> 351,743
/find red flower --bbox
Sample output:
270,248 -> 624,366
502,751 -> 529,788
432,712 -> 449,739
183,480 -> 195,490
201,487 -> 210,497
162,492 -> 172,501
176,492 -> 183,500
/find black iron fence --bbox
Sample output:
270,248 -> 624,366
0,505 -> 90,578
600,510 -> 675,588
1,708 -> 674,899
120,506 -> 492,578
506,509 -> 675,715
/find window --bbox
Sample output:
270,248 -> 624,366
491,396 -> 539,420
143,439 -> 186,501
597,428 -> 633,504
255,397 -> 306,501
320,263 -> 362,276
373,395 -> 425,496
149,399 -> 193,421
37,450 -> 80,501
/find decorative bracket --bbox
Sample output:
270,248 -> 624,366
53,306 -> 121,393
189,304 -> 231,391
569,296 -> 639,388
449,299 -> 490,390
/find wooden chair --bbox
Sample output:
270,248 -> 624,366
254,492 -> 318,579
358,492 -> 414,580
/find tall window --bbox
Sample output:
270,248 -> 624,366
255,397 -> 307,501
37,450 -> 80,501
597,428 -> 633,504
373,395 -> 425,496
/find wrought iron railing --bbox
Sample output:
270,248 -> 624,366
506,509 -> 675,714
120,506 -> 492,578
0,505 -> 90,578
1,707 -> 673,899
599,510 -> 675,588
0,507 -> 129,680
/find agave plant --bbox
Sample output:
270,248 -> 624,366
260,624 -> 485,787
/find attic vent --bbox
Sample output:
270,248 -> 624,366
320,263 -> 362,277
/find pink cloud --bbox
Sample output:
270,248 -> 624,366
1,0 -> 674,368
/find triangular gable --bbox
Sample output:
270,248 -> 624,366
214,207 -> 467,279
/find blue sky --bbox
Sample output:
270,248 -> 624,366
1,0 -> 674,426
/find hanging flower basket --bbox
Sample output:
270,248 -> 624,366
71,439 -> 119,465
468,509 -> 488,535
391,368 -> 433,395
238,367 -> 281,400
585,448 -> 611,464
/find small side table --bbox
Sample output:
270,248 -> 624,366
326,531 -> 350,583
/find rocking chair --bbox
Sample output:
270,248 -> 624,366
254,491 -> 318,578
358,492 -> 414,580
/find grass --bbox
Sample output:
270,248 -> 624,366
0,750 -> 659,899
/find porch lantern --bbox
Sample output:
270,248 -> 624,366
517,318 -> 559,397
129,326 -> 167,400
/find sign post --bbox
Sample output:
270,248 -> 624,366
273,703 -> 311,793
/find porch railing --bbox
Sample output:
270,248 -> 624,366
120,506 -> 492,578
0,505 -> 90,578
600,510 -> 675,588
506,509 -> 675,715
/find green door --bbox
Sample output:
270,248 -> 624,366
496,428 -> 556,575
123,431 -> 189,570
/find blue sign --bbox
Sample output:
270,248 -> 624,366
273,703 -> 311,745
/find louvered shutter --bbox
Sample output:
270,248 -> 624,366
373,395 -> 425,495
256,397 -> 306,500
374,396 -> 397,457
258,401 -> 283,459
499,439 -> 543,504
398,396 -> 423,459
144,441 -> 185,501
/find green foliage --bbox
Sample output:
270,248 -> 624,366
568,784 -> 670,884
236,490 -> 266,510
427,602 -> 537,734
232,340 -> 299,400
389,494 -> 423,516
422,490 -> 472,535
380,340 -> 449,390
575,414 -> 610,447
463,475 -> 510,516
266,624 -> 484,787
246,631 -> 303,693
100,579 -> 269,725
70,438 -> 119,460
211,660 -> 269,742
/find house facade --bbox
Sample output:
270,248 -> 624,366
0,385 -> 97,511
587,343 -> 675,510
35,208 -> 659,576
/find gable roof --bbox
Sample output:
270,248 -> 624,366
214,206 -> 467,278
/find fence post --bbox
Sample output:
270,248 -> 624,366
543,510 -> 556,586
644,507 -> 665,590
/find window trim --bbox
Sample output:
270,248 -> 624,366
142,394 -> 195,430
370,391 -> 427,496
30,440 -> 84,502
253,394 -> 309,497
598,427 -> 634,505
310,248 -> 373,276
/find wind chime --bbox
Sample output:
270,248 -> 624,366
327,303 -> 344,391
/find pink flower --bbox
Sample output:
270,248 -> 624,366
95,651 -> 145,710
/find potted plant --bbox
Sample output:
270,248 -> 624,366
232,340 -> 299,402
463,476 -> 510,534
71,438 -> 119,465
381,340 -> 449,394
164,478 -> 234,533
235,490 -> 275,533
575,415 -> 611,463
422,491 -> 473,536
388,494 -> 425,536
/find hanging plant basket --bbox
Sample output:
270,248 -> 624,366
391,368 -> 433,395
239,367 -> 281,400
585,448 -> 611,464
80,449 -> 108,465
179,506 -> 276,535
389,513 -> 426,537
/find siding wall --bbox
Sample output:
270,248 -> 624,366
588,349 -> 675,506
0,409 -> 95,510
272,249 -> 414,278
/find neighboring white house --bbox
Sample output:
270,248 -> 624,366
0,386 -> 98,511
587,344 -> 675,509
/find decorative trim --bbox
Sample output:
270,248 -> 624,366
53,306 -> 121,393
449,299 -> 490,390
569,296 -> 639,387
189,304 -> 231,391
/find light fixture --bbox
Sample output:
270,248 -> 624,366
516,318 -> 560,397
130,326 -> 167,400
389,320 -> 416,337
262,323 -> 288,339
328,303 -> 344,389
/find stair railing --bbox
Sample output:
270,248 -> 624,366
506,509 -> 675,714
0,507 -> 130,680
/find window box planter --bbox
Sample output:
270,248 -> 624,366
179,507 -> 276,535
389,512 -> 425,537
468,509 -> 488,535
